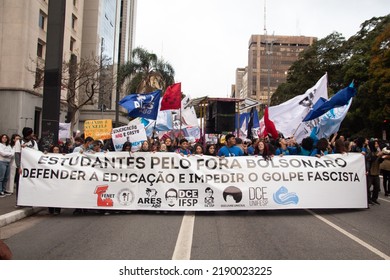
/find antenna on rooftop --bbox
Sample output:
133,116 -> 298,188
263,0 -> 267,36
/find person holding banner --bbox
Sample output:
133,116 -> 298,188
121,141 -> 132,152
47,144 -> 62,215
274,137 -> 300,156
138,140 -> 151,152
72,136 -> 94,153
217,134 -> 244,157
14,127 -> 39,205
205,144 -> 217,156
164,137 -> 175,152
175,138 -> 192,156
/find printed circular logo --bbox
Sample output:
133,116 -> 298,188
117,188 -> 134,206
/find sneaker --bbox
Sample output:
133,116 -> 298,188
0,192 -> 5,198
372,200 -> 381,205
4,192 -> 12,196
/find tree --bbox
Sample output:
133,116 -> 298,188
342,15 -> 390,137
118,47 -> 175,94
31,54 -> 115,130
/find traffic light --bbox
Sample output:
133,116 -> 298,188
65,112 -> 71,123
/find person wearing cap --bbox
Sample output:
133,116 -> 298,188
217,134 -> 244,157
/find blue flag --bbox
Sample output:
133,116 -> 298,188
119,90 -> 161,120
302,97 -> 327,122
303,83 -> 356,122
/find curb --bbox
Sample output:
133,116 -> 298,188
0,207 -> 45,228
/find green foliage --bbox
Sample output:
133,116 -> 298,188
118,47 -> 175,94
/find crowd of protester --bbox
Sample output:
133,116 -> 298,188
1,126 -> 390,213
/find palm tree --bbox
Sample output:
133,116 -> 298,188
118,47 -> 175,94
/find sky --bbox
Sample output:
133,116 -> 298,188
135,0 -> 390,99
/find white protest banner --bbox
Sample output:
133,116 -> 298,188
18,148 -> 367,210
111,124 -> 147,151
59,123 -> 71,139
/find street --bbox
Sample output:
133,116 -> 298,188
1,194 -> 389,260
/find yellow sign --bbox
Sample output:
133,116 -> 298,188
84,119 -> 112,140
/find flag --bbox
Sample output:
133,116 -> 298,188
301,97 -> 327,122
119,90 -> 161,120
266,73 -> 328,143
181,106 -> 199,127
310,98 -> 353,141
247,107 -> 257,140
160,82 -> 181,110
264,107 -> 279,140
302,83 -> 356,122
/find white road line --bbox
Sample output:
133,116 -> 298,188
378,197 -> 390,203
172,211 -> 195,260
306,209 -> 390,260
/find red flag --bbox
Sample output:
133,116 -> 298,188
160,83 -> 181,110
264,107 -> 279,139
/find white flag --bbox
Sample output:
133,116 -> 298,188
268,73 -> 328,143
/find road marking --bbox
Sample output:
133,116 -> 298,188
378,197 -> 390,203
306,209 -> 390,260
172,211 -> 195,260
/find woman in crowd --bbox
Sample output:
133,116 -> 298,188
164,137 -> 175,152
47,144 -> 62,214
138,140 -> 150,152
193,143 -> 204,155
253,139 -> 273,160
205,144 -> 217,156
122,141 -> 132,152
0,134 -> 14,197
5,134 -> 20,196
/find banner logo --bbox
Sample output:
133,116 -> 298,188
273,186 -> 299,205
204,187 -> 215,207
117,188 -> 134,206
249,186 -> 269,207
138,188 -> 161,208
94,185 -> 114,207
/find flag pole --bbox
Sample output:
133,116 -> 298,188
179,95 -> 182,139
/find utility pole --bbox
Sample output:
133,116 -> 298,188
41,0 -> 66,151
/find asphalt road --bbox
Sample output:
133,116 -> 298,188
1,193 -> 389,260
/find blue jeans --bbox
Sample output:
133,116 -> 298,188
0,161 -> 10,193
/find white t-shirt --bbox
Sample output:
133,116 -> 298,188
14,139 -> 39,153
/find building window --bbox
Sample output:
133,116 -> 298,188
71,14 -> 77,29
39,10 -> 47,30
70,37 -> 76,52
37,40 -> 45,58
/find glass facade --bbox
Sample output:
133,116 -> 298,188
100,0 -> 117,65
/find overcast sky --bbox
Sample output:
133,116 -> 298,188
135,0 -> 389,99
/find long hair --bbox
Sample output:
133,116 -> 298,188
0,134 -> 10,146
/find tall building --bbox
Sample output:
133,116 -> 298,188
247,34 -> 316,106
0,0 -> 137,136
